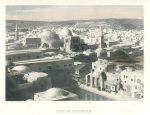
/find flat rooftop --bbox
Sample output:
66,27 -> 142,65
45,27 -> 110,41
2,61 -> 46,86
6,48 -> 46,55
112,43 -> 133,48
14,57 -> 73,65
6,43 -> 22,46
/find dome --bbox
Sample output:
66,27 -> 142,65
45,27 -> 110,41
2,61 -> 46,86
49,40 -> 63,48
34,88 -> 78,100
39,30 -> 60,42
60,28 -> 72,36
44,88 -> 69,98
24,72 -> 48,82
38,30 -> 63,48
11,65 -> 31,73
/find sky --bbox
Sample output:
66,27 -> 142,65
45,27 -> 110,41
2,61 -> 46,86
6,5 -> 144,21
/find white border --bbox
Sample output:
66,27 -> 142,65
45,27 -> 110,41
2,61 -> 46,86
0,0 -> 149,115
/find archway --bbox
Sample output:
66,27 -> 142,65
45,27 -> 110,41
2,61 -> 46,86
97,78 -> 99,87
92,77 -> 95,87
86,75 -> 91,86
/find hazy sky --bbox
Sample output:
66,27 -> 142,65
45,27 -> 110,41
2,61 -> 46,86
6,5 -> 143,21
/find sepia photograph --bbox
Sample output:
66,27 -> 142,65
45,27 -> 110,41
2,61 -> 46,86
5,5 -> 144,101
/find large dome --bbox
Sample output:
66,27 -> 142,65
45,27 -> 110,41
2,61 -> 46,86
39,30 -> 63,48
39,30 -> 60,42
11,65 -> 31,73
60,28 -> 72,36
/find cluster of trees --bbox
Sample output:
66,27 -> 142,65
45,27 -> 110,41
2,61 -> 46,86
110,50 -> 130,62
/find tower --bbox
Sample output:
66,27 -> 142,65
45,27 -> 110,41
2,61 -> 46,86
61,28 -> 72,53
97,26 -> 105,49
15,24 -> 19,40
64,36 -> 71,53
96,26 -> 107,59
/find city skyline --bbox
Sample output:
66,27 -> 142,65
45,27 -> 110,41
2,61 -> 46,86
6,5 -> 143,21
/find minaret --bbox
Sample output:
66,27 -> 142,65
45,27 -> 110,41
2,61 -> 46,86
99,26 -> 104,49
15,24 -> 19,40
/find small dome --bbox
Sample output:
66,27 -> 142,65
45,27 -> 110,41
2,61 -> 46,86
83,49 -> 94,56
24,72 -> 48,82
11,65 -> 31,73
42,88 -> 69,98
60,28 -> 72,36
34,88 -> 78,100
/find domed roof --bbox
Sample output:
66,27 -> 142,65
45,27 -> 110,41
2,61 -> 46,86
34,88 -> 78,100
49,40 -> 63,48
42,88 -> 69,98
24,72 -> 48,82
38,30 -> 62,48
38,30 -> 60,42
11,65 -> 31,73
60,28 -> 72,36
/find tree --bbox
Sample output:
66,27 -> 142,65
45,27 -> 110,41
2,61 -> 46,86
110,50 -> 130,62
101,72 -> 107,81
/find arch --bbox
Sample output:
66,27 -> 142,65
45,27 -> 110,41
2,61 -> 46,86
92,77 -> 95,87
87,75 -> 90,83
86,75 -> 91,86
97,78 -> 100,87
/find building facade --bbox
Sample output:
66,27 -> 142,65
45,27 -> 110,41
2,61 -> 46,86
120,68 -> 144,98
6,49 -> 44,62
13,58 -> 74,72
22,38 -> 41,48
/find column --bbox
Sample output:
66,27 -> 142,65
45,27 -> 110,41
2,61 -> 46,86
85,75 -> 88,86
90,76 -> 93,87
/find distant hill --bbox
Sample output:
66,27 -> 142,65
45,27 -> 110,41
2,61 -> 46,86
6,20 -> 76,32
6,18 -> 143,32
101,18 -> 144,30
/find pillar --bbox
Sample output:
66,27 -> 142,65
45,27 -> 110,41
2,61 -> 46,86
100,77 -> 103,90
85,75 -> 88,86
90,77 -> 93,87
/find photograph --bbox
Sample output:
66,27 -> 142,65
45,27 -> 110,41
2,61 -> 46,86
5,5 -> 144,101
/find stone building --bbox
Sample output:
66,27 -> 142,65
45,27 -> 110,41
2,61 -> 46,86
22,37 -> 41,48
74,62 -> 92,79
38,30 -> 63,48
13,57 -> 74,72
6,49 -> 44,62
60,28 -> 81,53
120,68 -> 144,98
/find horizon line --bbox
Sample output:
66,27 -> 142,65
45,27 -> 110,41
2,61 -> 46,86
6,18 -> 144,22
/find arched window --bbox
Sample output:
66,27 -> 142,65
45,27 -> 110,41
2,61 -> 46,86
92,69 -> 94,73
97,78 -> 99,87
92,77 -> 95,87
87,75 -> 90,83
